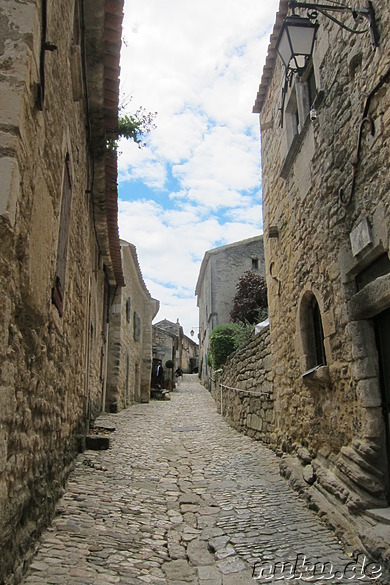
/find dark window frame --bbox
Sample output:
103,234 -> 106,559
300,291 -> 327,372
52,153 -> 73,317
133,311 -> 141,342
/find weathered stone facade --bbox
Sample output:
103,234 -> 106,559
0,1 -> 124,582
211,325 -> 274,445
181,333 -> 199,374
252,0 -> 390,564
152,319 -> 198,387
195,235 -> 265,385
106,240 -> 159,410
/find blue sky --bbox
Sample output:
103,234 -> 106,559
118,0 -> 280,336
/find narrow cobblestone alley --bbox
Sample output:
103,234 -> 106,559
21,376 -> 381,585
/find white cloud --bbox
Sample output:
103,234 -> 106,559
171,126 -> 261,206
118,0 -> 279,335
118,140 -> 167,188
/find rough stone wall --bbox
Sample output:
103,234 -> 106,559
152,326 -> 174,366
152,325 -> 178,388
153,319 -> 183,371
181,334 -> 199,373
0,1 -> 119,581
256,0 -> 390,555
210,326 -> 274,444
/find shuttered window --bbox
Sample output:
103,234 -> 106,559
133,311 -> 141,341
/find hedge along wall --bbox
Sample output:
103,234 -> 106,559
210,325 -> 275,445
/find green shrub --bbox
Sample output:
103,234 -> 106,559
209,324 -> 242,370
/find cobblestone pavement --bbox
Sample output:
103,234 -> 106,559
21,375 -> 381,585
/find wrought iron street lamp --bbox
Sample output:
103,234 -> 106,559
276,14 -> 318,77
277,1 -> 379,81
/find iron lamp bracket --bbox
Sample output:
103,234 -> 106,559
288,0 -> 379,50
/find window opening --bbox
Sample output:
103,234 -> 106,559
300,291 -> 327,373
52,153 -> 73,316
285,88 -> 299,146
133,311 -> 141,341
312,298 -> 326,367
126,298 -> 131,323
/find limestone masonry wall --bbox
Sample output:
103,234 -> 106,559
211,326 -> 275,445
107,241 -> 158,410
253,0 -> 390,562
0,1 -> 124,582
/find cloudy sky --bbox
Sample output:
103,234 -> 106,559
118,0 -> 279,337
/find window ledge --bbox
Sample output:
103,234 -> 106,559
302,365 -> 330,388
280,118 -> 309,179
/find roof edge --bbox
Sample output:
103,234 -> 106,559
195,234 -> 264,296
253,0 -> 288,114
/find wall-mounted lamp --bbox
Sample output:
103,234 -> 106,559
277,1 -> 379,82
276,13 -> 318,78
190,327 -> 200,337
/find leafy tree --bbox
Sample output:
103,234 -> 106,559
230,270 -> 268,325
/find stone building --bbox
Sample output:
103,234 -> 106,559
253,0 -> 390,561
182,332 -> 199,374
152,319 -> 199,388
0,0 -> 125,581
106,240 -> 159,410
195,235 -> 265,385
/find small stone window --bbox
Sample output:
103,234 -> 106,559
312,298 -> 326,368
133,311 -> 141,341
300,291 -> 327,372
52,153 -> 73,317
126,297 -> 131,323
252,257 -> 259,270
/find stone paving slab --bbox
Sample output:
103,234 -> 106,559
20,375 -> 384,584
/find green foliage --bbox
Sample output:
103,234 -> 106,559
106,101 -> 157,152
230,270 -> 268,325
209,324 -> 243,370
165,360 -> 174,369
